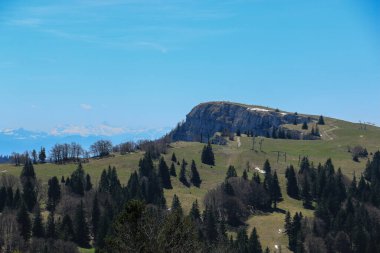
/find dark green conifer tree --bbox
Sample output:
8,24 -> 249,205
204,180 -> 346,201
190,160 -> 202,187
318,115 -> 325,125
301,177 -> 312,209
47,176 -> 61,212
60,214 -> 75,241
171,152 -> 177,162
201,142 -> 215,166
285,165 -> 299,198
169,162 -> 177,177
248,227 -> 263,253
242,169 -> 248,180
69,163 -> 85,196
158,157 -> 172,189
17,202 -> 31,241
226,165 -> 238,179
302,121 -> 308,130
179,159 -> 190,187
20,160 -> 37,212
189,200 -> 201,221
92,194 -> 100,243
271,171 -> 282,208
171,194 -> 183,215
0,187 -> 6,212
74,200 -> 90,248
32,205 -> 45,238
6,187 -> 13,208
85,174 -> 93,191
46,211 -> 56,239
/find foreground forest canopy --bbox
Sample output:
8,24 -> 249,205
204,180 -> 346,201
1,102 -> 380,253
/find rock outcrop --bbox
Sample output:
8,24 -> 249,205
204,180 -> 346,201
170,101 -> 317,142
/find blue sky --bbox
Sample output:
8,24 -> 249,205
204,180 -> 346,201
0,0 -> 379,134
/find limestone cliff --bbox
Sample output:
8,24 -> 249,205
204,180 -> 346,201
170,101 -> 318,142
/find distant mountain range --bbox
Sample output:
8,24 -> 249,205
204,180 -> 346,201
0,127 -> 171,155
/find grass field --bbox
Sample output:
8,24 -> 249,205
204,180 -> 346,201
1,117 -> 379,252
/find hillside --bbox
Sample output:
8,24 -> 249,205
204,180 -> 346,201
1,106 -> 380,252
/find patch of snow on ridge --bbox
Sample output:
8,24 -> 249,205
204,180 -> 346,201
248,107 -> 270,112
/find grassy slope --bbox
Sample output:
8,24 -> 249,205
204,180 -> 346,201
1,118 -> 379,252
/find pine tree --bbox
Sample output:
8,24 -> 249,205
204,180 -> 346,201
85,174 -> 93,191
38,147 -> 46,163
223,179 -> 235,196
169,163 -> 177,177
285,165 -> 299,198
92,194 -> 100,242
301,177 -> 312,209
74,200 -> 90,248
6,187 -> 13,208
235,228 -> 248,253
60,214 -> 75,241
69,163 -> 85,196
271,171 -> 282,208
46,211 -> 56,239
179,159 -> 190,187
318,115 -> 325,125
190,160 -> 202,187
0,187 -> 6,212
31,149 -> 38,164
138,152 -> 154,178
47,176 -> 61,212
20,160 -> 37,212
203,206 -> 218,242
32,205 -> 45,238
158,157 -> 172,189
201,142 -> 215,166
302,121 -> 308,130
189,200 -> 201,221
284,211 -> 292,235
17,202 -> 31,241
171,152 -> 177,162
242,169 -> 248,180
248,227 -> 263,253
99,169 -> 109,193
226,165 -> 238,179
13,188 -> 21,209
171,194 -> 183,215
263,160 -> 271,174
61,176 -> 65,183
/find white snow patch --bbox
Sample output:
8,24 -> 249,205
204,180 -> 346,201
275,245 -> 279,250
248,107 -> 270,112
280,112 -> 287,115
255,167 -> 266,174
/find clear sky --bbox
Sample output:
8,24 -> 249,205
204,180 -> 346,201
0,0 -> 379,133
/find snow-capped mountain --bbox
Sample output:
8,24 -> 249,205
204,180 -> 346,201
0,126 -> 171,155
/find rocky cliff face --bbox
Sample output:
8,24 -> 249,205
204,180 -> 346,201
170,102 -> 317,142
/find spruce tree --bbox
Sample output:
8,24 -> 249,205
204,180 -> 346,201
201,142 -> 215,166
318,115 -> 325,125
271,171 -> 282,208
285,165 -> 299,198
203,206 -> 218,242
302,121 -> 308,130
74,200 -> 90,248
92,194 -> 100,242
171,194 -> 183,215
138,152 -> 154,178
69,163 -> 85,196
13,188 -> 21,209
20,160 -> 37,212
301,177 -> 312,209
242,169 -> 248,180
248,227 -> 263,253
171,152 -> 177,163
32,205 -> 45,238
0,187 -> 6,212
17,202 -> 31,241
263,160 -> 271,174
284,211 -> 292,235
179,159 -> 190,187
47,176 -> 61,212
169,163 -> 177,177
226,165 -> 238,179
190,160 -> 202,187
38,147 -> 46,163
189,200 -> 201,221
46,211 -> 56,239
60,214 -> 75,241
158,157 -> 172,189
6,187 -> 13,208
85,174 -> 93,191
